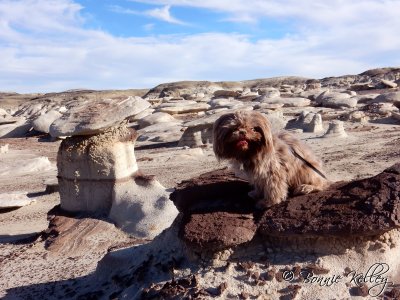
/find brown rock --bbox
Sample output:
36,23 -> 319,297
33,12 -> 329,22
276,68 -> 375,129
259,163 -> 400,237
179,211 -> 257,251
170,168 -> 254,214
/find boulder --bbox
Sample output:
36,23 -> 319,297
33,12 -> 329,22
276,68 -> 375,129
32,110 -> 62,133
137,112 -> 179,129
50,96 -> 150,137
316,91 -> 357,108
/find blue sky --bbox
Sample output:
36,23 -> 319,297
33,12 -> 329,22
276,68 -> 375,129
0,0 -> 399,93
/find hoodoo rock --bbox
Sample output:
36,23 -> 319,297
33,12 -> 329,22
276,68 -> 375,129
57,125 -> 178,238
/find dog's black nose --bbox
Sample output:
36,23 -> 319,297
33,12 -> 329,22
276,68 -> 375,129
239,129 -> 246,136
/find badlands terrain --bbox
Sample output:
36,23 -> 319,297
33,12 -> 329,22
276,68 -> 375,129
0,67 -> 400,299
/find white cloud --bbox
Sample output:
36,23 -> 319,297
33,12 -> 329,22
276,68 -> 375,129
0,0 -> 399,93
109,4 -> 186,25
146,5 -> 186,25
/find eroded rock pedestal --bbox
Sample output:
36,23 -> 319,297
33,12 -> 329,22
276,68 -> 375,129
57,125 -> 178,238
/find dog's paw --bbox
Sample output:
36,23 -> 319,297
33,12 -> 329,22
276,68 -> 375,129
293,184 -> 318,195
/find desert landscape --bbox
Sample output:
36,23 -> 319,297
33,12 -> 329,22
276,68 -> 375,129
1,67 -> 400,299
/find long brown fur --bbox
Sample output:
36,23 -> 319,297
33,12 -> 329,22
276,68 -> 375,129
213,110 -> 329,208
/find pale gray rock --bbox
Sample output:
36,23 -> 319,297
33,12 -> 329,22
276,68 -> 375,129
263,110 -> 287,132
0,192 -> 36,209
323,120 -> 348,138
178,114 -> 218,147
371,92 -> 400,107
157,103 -> 210,115
0,156 -> 53,176
286,111 -> 324,133
0,144 -> 9,154
137,112 -> 179,129
109,177 -> 177,239
352,93 -> 379,104
316,91 -> 357,108
257,87 -> 280,98
344,111 -> 369,123
375,103 -> 399,116
209,98 -> 244,109
258,96 -> 311,107
381,79 -> 398,88
32,110 -> 62,133
50,96 -> 150,137
0,115 -> 20,125
0,108 -> 9,117
0,119 -> 31,138
137,122 -> 183,143
129,108 -> 155,121
254,103 -> 284,110
299,88 -> 328,101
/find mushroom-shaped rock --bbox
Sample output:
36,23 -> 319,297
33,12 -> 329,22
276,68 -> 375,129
57,125 -> 178,238
50,96 -> 150,137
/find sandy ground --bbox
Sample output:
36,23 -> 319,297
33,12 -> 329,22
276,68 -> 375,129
0,117 -> 399,299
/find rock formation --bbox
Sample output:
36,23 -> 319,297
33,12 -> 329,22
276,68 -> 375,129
57,124 -> 178,239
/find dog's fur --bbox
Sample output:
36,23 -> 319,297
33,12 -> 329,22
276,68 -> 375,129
213,110 -> 329,208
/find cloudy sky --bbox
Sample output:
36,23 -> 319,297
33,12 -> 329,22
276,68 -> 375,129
1,0 -> 399,93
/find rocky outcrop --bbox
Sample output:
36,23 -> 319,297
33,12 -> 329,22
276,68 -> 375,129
259,163 -> 400,237
171,164 -> 400,252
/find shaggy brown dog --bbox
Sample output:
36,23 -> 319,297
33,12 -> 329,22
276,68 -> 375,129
213,110 -> 329,208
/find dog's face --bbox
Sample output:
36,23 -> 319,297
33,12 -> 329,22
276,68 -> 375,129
213,110 -> 273,161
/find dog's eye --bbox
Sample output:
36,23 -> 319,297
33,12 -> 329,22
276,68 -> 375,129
253,126 -> 263,133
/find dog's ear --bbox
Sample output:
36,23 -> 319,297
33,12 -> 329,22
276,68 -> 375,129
253,112 -> 274,149
212,113 -> 235,159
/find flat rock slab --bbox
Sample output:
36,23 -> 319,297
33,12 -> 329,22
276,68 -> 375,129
259,164 -> 400,237
179,212 -> 257,252
158,103 -> 210,115
50,96 -> 150,137
170,168 -> 254,214
0,192 -> 36,209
